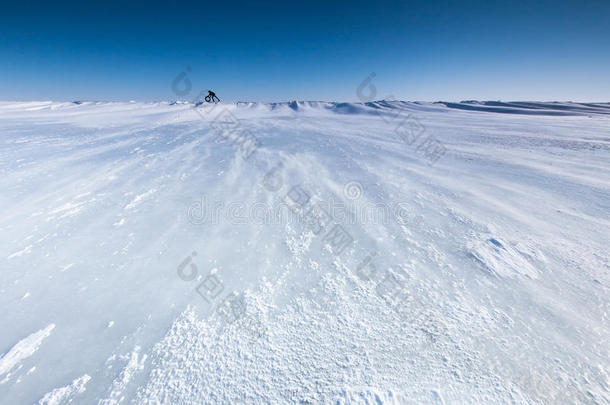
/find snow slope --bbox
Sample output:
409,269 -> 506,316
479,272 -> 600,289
1,100 -> 609,404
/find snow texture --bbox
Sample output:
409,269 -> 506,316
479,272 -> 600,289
1,100 -> 609,404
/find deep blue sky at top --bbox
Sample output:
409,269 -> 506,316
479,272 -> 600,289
1,0 -> 609,102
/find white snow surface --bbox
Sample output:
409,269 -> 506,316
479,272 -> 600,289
1,100 -> 609,404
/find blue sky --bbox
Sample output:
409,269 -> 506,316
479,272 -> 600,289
1,0 -> 609,102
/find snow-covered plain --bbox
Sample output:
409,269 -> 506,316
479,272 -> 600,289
1,100 -> 609,404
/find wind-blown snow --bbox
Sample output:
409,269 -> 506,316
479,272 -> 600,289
0,100 -> 609,404
37,374 -> 91,405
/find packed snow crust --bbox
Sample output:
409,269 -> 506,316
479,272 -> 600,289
1,100 -> 609,404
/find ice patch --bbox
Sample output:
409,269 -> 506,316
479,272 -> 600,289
467,236 -> 541,279
0,324 -> 55,379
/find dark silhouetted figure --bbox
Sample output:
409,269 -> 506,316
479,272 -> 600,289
205,90 -> 220,103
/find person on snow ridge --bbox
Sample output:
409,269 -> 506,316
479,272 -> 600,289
207,90 -> 220,103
